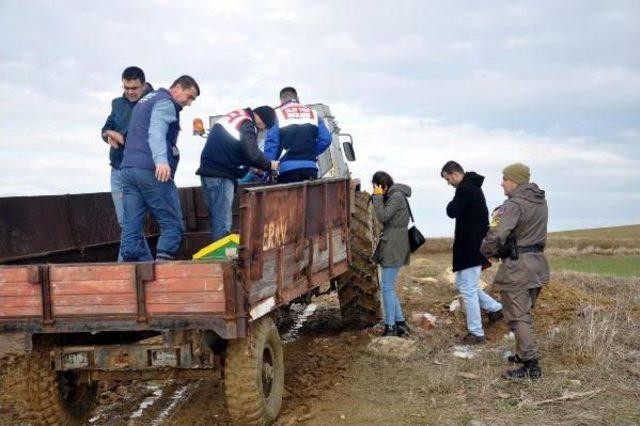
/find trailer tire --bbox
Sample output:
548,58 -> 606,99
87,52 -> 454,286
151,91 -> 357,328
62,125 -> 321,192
20,349 -> 97,425
225,316 -> 284,425
337,190 -> 381,327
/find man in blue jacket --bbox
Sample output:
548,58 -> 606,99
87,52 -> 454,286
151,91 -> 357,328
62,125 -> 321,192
263,87 -> 332,183
101,66 -> 153,259
442,160 -> 503,344
120,75 -> 200,261
197,106 -> 279,241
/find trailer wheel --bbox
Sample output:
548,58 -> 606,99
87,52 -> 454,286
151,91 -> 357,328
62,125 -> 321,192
21,349 -> 97,425
225,316 -> 284,425
337,190 -> 381,327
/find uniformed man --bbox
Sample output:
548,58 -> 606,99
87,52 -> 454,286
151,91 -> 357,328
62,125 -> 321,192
480,163 -> 549,379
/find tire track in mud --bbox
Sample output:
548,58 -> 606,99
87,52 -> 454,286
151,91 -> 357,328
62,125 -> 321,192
91,293 -> 366,425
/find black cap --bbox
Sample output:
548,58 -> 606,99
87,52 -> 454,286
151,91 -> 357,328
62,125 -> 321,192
253,106 -> 276,129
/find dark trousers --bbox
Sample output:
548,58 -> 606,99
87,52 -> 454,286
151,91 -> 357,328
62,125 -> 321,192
501,287 -> 542,361
278,168 -> 317,183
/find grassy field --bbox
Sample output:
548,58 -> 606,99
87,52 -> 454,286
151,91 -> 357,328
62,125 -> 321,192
551,255 -> 640,277
550,224 -> 640,239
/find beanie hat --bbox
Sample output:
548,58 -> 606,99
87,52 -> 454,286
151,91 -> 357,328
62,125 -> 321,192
503,163 -> 530,185
253,106 -> 276,129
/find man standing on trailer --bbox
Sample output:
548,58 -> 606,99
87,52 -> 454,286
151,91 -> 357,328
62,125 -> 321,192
196,106 -> 279,241
101,66 -> 153,260
263,87 -> 332,183
119,75 -> 200,261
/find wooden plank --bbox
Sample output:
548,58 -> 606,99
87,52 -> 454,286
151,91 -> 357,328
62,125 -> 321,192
147,302 -> 225,314
50,265 -> 133,281
0,268 -> 29,283
0,296 -> 43,308
154,263 -> 223,279
0,282 -> 41,297
146,291 -> 225,304
0,306 -> 43,317
51,293 -> 137,306
146,278 -> 225,293
53,304 -> 138,315
51,280 -> 134,295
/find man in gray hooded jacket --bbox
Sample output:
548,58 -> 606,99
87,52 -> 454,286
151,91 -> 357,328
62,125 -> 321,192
481,163 -> 549,379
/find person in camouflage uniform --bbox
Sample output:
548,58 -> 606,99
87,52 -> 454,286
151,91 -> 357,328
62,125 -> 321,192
480,163 -> 549,379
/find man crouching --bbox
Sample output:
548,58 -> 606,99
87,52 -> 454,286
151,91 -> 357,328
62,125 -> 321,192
481,163 -> 549,379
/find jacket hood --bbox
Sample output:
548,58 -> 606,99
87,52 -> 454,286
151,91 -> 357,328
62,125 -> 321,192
462,171 -> 484,187
389,183 -> 411,197
510,182 -> 545,204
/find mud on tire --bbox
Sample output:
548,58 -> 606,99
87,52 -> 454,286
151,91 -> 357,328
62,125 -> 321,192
224,315 -> 284,425
18,349 -> 97,425
337,190 -> 381,328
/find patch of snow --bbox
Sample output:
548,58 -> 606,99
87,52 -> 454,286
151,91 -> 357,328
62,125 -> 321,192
129,385 -> 163,419
282,303 -> 317,343
151,384 -> 192,426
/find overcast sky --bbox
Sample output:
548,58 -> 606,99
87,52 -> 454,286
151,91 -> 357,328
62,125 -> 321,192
1,0 -> 638,236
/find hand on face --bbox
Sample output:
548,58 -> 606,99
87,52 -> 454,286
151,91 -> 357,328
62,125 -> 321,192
373,184 -> 385,195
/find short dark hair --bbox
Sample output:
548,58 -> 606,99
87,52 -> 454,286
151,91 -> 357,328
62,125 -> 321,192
441,161 -> 464,177
279,86 -> 298,102
171,75 -> 200,96
122,66 -> 145,83
372,171 -> 394,190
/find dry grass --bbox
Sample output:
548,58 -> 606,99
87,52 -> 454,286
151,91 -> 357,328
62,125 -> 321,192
307,253 -> 640,425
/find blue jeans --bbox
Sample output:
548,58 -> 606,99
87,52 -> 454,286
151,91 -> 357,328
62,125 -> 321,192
381,267 -> 405,326
111,167 -> 150,261
201,176 -> 235,241
455,266 -> 503,337
120,167 -> 184,261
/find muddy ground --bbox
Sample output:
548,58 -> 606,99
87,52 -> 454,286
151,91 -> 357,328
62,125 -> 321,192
1,253 -> 639,425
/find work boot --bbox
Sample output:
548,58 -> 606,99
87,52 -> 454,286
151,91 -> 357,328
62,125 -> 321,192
503,359 -> 542,380
507,353 -> 524,364
382,324 -> 398,337
460,333 -> 485,345
487,309 -> 504,324
396,321 -> 411,337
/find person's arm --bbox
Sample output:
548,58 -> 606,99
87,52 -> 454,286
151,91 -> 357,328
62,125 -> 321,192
101,99 -> 117,142
446,186 -> 469,218
148,99 -> 177,167
239,121 -> 271,170
480,201 -> 521,258
263,123 -> 281,160
314,118 -> 332,155
372,192 -> 404,224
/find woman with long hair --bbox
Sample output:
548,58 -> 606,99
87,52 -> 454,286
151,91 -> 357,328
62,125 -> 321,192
371,171 -> 412,337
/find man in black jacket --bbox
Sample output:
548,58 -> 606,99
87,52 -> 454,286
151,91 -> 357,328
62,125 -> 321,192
442,161 -> 503,343
196,107 -> 279,241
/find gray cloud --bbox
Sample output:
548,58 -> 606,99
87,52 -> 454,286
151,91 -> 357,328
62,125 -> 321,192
0,0 -> 638,236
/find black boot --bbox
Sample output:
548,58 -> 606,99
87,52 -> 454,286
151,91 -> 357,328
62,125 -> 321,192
507,354 -> 524,364
396,321 -> 410,337
382,324 -> 398,337
487,309 -> 503,324
503,359 -> 542,379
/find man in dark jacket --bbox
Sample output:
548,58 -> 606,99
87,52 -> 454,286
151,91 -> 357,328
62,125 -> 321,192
263,87 -> 332,183
196,107 -> 279,241
120,75 -> 200,261
101,66 -> 153,259
442,161 -> 502,344
481,163 -> 549,379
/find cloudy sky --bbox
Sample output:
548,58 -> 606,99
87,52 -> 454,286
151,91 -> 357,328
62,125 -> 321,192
1,0 -> 638,236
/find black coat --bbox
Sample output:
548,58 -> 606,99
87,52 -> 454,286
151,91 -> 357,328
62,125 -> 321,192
446,172 -> 489,272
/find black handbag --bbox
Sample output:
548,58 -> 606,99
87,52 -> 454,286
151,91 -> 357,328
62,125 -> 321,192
405,198 -> 425,252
